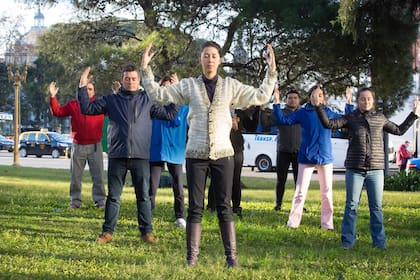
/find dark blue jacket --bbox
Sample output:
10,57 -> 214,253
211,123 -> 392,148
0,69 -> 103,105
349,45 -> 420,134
78,86 -> 177,159
273,103 -> 353,165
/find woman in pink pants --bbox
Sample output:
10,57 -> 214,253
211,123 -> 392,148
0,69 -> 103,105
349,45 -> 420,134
273,85 -> 353,230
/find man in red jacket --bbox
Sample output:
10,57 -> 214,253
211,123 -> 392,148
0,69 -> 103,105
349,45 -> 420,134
397,140 -> 412,172
49,81 -> 106,209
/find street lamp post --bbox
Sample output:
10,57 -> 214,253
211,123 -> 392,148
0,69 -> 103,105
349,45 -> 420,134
5,48 -> 29,167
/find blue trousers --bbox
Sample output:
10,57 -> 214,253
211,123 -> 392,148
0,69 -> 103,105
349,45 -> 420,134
102,158 -> 153,235
341,169 -> 386,248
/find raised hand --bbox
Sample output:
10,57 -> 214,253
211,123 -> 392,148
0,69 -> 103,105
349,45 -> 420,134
414,95 -> 420,117
112,81 -> 121,93
79,67 -> 93,88
344,86 -> 353,104
310,86 -> 322,107
141,43 -> 157,70
170,73 -> 179,84
273,86 -> 280,104
232,117 -> 240,131
263,44 -> 276,72
49,82 -> 59,97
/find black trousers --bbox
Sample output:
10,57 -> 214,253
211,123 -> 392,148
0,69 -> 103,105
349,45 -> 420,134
208,151 -> 243,210
186,157 -> 234,223
275,151 -> 298,206
150,161 -> 185,219
231,151 -> 244,209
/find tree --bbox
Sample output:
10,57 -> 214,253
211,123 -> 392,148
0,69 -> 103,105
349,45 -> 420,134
27,0 -> 420,116
0,63 -> 14,114
337,0 -> 420,116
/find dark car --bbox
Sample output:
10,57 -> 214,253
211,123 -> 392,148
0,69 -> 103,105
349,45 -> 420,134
19,131 -> 72,158
0,135 -> 14,152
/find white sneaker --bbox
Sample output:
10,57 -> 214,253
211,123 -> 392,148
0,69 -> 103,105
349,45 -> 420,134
176,218 -> 186,229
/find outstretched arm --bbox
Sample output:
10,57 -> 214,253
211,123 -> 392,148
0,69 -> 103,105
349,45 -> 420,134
413,96 -> 420,117
263,44 -> 276,72
343,87 -> 353,104
384,97 -> 419,135
49,81 -> 71,117
315,106 -> 343,129
77,67 -> 107,115
79,67 -> 93,88
141,43 -> 157,70
49,82 -> 59,98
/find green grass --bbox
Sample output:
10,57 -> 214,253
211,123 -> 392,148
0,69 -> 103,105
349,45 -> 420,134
0,166 -> 419,279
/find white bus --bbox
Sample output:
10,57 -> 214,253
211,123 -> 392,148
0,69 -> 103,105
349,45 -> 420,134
242,133 -> 394,172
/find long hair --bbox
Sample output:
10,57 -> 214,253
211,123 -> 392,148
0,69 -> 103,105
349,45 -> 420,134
306,84 -> 326,104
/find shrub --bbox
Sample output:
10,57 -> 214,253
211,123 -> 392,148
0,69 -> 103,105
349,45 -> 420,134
384,171 -> 420,191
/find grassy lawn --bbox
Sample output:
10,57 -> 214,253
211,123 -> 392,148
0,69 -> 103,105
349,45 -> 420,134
0,166 -> 419,279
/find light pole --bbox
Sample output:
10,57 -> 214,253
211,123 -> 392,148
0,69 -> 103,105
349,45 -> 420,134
5,47 -> 29,167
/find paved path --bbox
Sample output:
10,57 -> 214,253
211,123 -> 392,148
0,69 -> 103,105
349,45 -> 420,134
0,151 -> 399,181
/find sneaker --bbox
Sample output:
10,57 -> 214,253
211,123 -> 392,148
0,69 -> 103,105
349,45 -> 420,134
96,232 -> 112,243
320,226 -> 334,232
233,207 -> 243,219
273,205 -> 281,211
176,218 -> 186,229
141,233 -> 157,244
95,201 -> 106,209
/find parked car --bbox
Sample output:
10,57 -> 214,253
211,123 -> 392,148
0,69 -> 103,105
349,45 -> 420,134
0,135 -> 14,152
406,157 -> 420,173
19,130 -> 72,158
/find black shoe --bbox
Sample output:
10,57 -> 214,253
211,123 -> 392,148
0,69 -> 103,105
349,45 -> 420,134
303,207 -> 307,213
233,207 -> 242,219
274,205 -> 281,211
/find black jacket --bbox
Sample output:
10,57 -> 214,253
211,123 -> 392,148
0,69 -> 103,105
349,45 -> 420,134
271,106 -> 300,154
78,86 -> 177,159
316,106 -> 417,170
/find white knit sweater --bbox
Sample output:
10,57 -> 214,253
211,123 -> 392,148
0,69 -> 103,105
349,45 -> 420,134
141,67 -> 278,160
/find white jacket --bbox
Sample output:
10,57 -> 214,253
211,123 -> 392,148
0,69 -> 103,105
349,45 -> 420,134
141,67 -> 277,160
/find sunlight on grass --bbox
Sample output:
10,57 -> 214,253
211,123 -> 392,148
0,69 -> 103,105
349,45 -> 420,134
0,166 -> 419,279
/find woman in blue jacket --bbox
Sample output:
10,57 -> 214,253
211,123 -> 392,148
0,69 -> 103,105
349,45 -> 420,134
273,85 -> 353,230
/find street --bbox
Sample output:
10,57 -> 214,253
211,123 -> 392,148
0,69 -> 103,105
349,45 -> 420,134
0,150 -> 345,181
0,150 -> 401,181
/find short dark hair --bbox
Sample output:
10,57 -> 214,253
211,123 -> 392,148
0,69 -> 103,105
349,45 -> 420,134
285,89 -> 299,98
159,75 -> 172,86
121,64 -> 139,79
122,64 -> 138,73
201,41 -> 223,57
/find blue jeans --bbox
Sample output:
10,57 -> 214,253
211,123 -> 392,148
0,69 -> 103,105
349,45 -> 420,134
103,158 -> 153,235
341,169 -> 386,248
